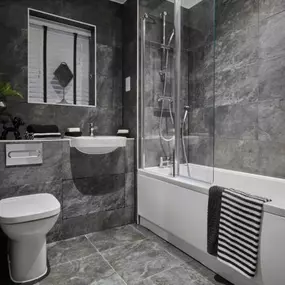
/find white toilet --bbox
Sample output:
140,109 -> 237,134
0,193 -> 60,283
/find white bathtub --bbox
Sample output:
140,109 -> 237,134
138,164 -> 285,285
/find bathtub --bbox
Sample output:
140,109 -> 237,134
138,164 -> 285,285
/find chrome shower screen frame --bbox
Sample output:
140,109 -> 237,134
173,0 -> 181,176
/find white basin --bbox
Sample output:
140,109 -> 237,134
68,136 -> 127,154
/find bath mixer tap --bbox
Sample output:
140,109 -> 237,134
159,157 -> 173,168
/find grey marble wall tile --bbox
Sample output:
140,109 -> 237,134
125,172 -> 135,207
259,0 -> 285,20
258,56 -> 285,101
214,138 -> 259,174
186,136 -> 214,167
61,206 -> 134,240
188,107 -> 214,136
0,141 -> 64,188
188,75 -> 214,109
125,139 -> 135,173
63,145 -> 125,179
0,164 -> 63,188
216,0 -> 258,35
0,180 -> 62,202
215,24 -> 258,72
62,174 -> 125,219
258,141 -> 285,178
123,106 -> 137,138
145,138 -> 174,167
47,214 -> 63,243
258,99 -> 285,143
215,63 -> 259,106
259,11 -> 285,60
97,44 -> 114,76
215,103 -> 258,140
97,74 -> 122,108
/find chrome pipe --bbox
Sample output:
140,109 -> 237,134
174,0 -> 181,177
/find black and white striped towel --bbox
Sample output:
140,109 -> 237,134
217,188 -> 271,278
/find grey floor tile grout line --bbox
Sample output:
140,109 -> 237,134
139,264 -> 183,284
85,235 -> 128,285
130,224 -> 190,266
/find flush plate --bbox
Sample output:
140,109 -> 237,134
6,143 -> 43,166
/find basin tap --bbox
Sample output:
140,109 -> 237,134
89,123 -> 95,136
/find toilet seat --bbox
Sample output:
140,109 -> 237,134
0,193 -> 60,224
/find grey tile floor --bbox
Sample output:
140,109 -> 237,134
37,224 -> 222,285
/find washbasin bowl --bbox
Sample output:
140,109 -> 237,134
68,136 -> 127,154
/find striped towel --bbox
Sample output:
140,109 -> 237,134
217,188 -> 271,278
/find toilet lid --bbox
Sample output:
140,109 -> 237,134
0,193 -> 61,224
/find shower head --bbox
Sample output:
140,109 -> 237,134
182,106 -> 190,125
167,29 -> 175,46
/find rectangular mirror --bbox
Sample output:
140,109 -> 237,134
28,9 -> 96,106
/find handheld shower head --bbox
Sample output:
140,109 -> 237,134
182,106 -> 190,124
167,29 -> 175,46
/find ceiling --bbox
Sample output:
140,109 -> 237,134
110,0 -> 202,9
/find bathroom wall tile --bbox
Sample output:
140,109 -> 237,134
188,75 -> 214,109
123,106 -> 137,138
125,139 -> 135,173
259,11 -> 285,60
215,0 -> 258,34
144,138 -> 174,168
258,141 -> 285,178
214,138 -> 259,174
258,56 -> 285,101
215,63 -> 259,106
0,141 -> 64,188
47,213 -> 63,243
97,44 -> 114,76
259,0 -> 285,20
258,99 -> 285,143
61,206 -> 134,240
186,136 -> 214,167
0,164 -> 62,188
0,180 -> 62,202
125,172 -> 135,207
188,107 -> 214,136
215,103 -> 258,140
62,174 -> 125,219
215,24 -> 259,72
63,146 -> 125,180
43,141 -> 63,166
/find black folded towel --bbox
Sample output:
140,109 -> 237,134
65,131 -> 82,137
27,124 -> 59,134
207,185 -> 224,256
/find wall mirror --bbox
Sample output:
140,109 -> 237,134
28,9 -> 96,106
